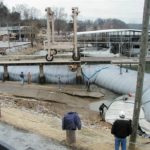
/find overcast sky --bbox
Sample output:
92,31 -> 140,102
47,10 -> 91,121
3,0 -> 144,23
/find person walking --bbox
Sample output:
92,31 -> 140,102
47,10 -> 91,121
99,103 -> 108,121
20,72 -> 24,85
111,111 -> 132,150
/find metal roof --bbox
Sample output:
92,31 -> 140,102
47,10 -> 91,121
0,26 -> 29,31
77,29 -> 144,35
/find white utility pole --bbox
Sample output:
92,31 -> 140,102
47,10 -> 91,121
129,0 -> 150,149
72,7 -> 80,60
45,7 -> 54,61
46,7 -> 51,57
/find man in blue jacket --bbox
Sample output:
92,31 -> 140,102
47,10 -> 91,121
62,112 -> 81,144
62,112 -> 81,130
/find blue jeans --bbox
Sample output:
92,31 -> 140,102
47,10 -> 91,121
115,137 -> 126,150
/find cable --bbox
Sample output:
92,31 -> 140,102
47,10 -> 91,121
81,66 -> 109,80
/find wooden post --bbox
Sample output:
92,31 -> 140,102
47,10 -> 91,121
129,0 -> 150,149
51,11 -> 55,44
58,76 -> 61,90
120,63 -> 122,74
27,72 -> 31,84
130,63 -> 131,69
87,80 -> 90,92
46,7 -> 51,58
66,130 -> 76,144
72,7 -> 80,60
3,64 -> 9,81
39,64 -> 45,84
126,64 -> 128,73
76,65 -> 83,84
72,7 -> 78,58
19,23 -> 21,41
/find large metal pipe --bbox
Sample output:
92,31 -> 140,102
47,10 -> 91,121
72,7 -> 80,60
46,7 -> 51,57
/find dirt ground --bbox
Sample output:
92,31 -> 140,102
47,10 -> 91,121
0,82 -> 149,150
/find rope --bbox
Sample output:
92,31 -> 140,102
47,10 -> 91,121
142,100 -> 150,105
81,66 -> 109,80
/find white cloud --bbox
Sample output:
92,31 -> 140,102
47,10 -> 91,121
3,0 -> 144,23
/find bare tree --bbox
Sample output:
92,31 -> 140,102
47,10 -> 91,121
0,1 -> 9,25
102,19 -> 128,29
14,4 -> 30,20
93,18 -> 128,30
9,11 -> 20,25
29,7 -> 41,20
94,18 -> 105,30
15,5 -> 40,20
53,7 -> 67,35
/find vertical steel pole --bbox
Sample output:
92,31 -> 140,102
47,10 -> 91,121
51,11 -> 55,44
46,7 -> 51,57
72,7 -> 79,58
7,24 -> 10,49
19,23 -> 21,41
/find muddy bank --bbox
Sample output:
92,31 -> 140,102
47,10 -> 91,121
0,82 -> 149,150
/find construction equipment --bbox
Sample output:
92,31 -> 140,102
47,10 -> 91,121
45,7 -> 80,61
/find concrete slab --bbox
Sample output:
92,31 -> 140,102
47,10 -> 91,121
61,89 -> 104,98
0,82 -> 90,107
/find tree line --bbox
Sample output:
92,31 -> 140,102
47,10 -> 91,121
0,1 -> 129,34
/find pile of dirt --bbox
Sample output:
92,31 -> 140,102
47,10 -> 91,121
0,92 -> 106,126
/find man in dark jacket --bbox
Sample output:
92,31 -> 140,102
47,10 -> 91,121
111,111 -> 132,150
99,103 -> 108,121
62,112 -> 81,144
